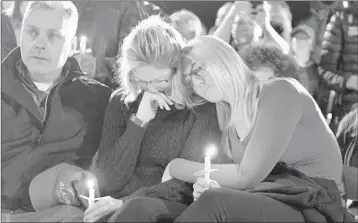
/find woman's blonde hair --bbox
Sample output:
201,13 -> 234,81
116,15 -> 186,105
337,104 -> 358,139
178,36 -> 260,156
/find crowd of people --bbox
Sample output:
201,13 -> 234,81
1,0 -> 357,222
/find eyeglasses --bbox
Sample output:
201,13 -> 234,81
182,61 -> 207,88
134,75 -> 170,89
132,67 -> 177,91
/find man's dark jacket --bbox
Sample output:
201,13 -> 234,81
1,48 -> 112,210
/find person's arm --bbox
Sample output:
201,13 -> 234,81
212,2 -> 240,43
90,91 -> 147,194
261,25 -> 290,54
320,13 -> 343,73
120,103 -> 230,204
169,79 -> 303,190
317,66 -> 357,93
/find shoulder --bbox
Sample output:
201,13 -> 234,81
105,89 -> 130,114
259,78 -> 303,107
108,89 -> 124,103
72,76 -> 112,99
262,78 -> 302,96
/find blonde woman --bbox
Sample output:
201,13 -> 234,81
166,36 -> 347,222
84,16 -> 230,223
337,104 -> 358,168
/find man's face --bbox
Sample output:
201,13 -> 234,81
20,7 -> 75,75
291,32 -> 313,66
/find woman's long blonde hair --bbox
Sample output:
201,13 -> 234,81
116,15 -> 186,106
178,36 -> 261,156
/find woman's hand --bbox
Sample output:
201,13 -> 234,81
83,196 -> 123,223
193,176 -> 220,201
136,91 -> 174,123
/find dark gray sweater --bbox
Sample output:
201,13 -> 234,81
91,90 -> 230,204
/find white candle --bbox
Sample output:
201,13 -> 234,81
204,155 -> 211,182
79,36 -> 87,54
87,179 -> 95,208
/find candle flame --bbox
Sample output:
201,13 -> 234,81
343,1 -> 348,8
206,145 -> 216,157
87,179 -> 95,189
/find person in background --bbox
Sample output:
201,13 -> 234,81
170,9 -> 203,41
1,1 -> 111,221
231,15 -> 262,51
336,104 -> 358,217
336,104 -> 358,168
254,1 -> 291,54
208,2 -> 233,35
319,1 -> 358,133
264,1 -> 293,44
83,16 -> 230,223
239,42 -> 309,91
291,24 -> 320,97
74,1 -> 148,89
213,1 -> 290,54
166,35 -> 347,222
1,1 -> 30,60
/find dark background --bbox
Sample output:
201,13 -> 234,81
154,1 -> 312,29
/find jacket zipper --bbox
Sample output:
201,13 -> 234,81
21,84 -> 59,184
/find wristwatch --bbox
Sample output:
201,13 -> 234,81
130,114 -> 149,128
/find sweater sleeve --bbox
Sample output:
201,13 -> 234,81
91,91 -> 147,194
121,103 -> 229,204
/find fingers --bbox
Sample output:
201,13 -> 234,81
193,190 -> 201,201
158,92 -> 174,106
84,205 -> 109,223
84,198 -> 107,215
193,183 -> 207,195
149,92 -> 173,111
84,198 -> 122,223
209,180 -> 221,189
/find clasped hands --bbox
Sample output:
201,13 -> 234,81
83,196 -> 123,223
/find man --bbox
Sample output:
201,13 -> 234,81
1,1 -> 111,221
319,1 -> 358,133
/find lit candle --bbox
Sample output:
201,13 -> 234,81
204,155 -> 211,182
79,36 -> 87,54
204,145 -> 216,183
87,179 -> 95,208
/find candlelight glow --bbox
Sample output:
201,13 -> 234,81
343,1 -> 348,8
206,145 -> 217,157
87,179 -> 95,189
80,36 -> 87,44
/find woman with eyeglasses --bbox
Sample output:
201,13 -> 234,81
83,16 -> 230,223
164,36 -> 348,222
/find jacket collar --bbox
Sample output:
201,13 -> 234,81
1,47 -> 84,121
